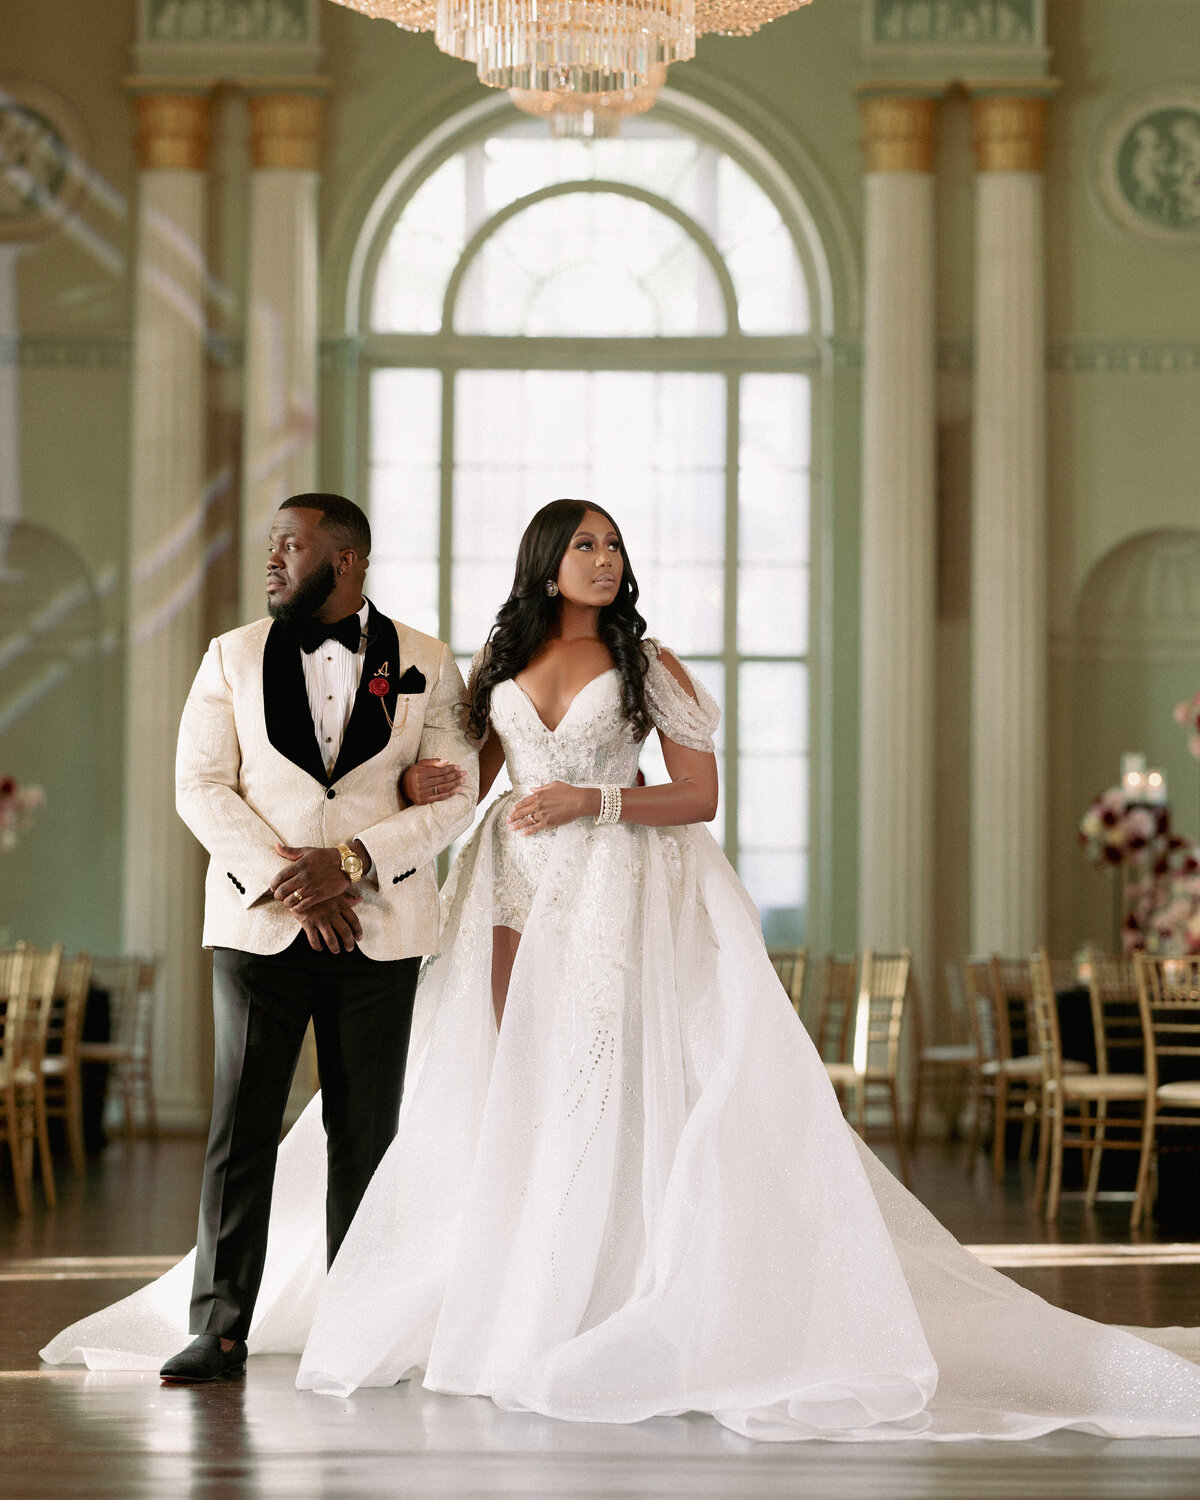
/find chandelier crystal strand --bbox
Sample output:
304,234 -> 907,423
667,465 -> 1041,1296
510,63 -> 667,136
328,0 -> 812,90
436,0 -> 694,91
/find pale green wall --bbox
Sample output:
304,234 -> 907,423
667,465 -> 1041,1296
2,0 -> 1198,1001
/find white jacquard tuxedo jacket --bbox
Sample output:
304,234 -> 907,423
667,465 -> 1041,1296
175,602 -> 478,959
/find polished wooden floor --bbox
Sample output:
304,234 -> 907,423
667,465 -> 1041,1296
4,1133 -> 1200,1499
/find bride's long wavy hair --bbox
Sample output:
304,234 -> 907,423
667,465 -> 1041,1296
467,499 -> 650,741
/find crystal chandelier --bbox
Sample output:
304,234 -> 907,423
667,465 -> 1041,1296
509,65 -> 667,138
328,0 -> 813,94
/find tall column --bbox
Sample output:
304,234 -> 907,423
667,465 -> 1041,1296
969,90 -> 1052,954
857,91 -> 940,992
239,89 -> 323,620
0,245 -> 29,522
123,90 -> 212,1128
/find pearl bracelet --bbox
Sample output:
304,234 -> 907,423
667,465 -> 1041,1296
595,784 -> 622,825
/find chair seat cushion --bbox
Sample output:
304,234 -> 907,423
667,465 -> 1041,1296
77,1043 -> 131,1064
982,1055 -> 1042,1077
1057,1072 -> 1149,1100
41,1056 -> 68,1076
981,1055 -> 1088,1078
1156,1080 -> 1200,1107
921,1045 -> 976,1064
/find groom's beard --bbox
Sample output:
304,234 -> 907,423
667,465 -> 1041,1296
268,559 -> 337,627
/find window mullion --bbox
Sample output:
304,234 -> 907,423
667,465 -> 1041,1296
438,373 -> 455,647
723,372 -> 740,868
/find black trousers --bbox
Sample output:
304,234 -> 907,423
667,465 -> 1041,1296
191,936 -> 420,1340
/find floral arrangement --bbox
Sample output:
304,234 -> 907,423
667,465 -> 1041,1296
1127,839 -> 1200,955
1175,691 -> 1200,759
1077,787 -> 1170,869
0,776 -> 45,852
1079,785 -> 1200,953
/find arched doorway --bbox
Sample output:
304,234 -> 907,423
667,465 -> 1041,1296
1071,527 -> 1200,946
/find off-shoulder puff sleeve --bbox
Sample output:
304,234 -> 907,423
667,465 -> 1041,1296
643,640 -> 721,754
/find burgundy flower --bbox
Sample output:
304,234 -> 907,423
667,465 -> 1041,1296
368,677 -> 389,697
0,777 -> 14,797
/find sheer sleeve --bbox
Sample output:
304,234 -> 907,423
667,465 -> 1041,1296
467,642 -> 490,692
643,640 -> 721,754
466,643 -> 491,744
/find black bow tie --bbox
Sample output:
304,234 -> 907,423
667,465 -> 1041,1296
298,614 -> 364,655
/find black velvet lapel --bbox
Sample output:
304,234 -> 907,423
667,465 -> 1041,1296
263,619 -> 330,786
329,602 -> 401,784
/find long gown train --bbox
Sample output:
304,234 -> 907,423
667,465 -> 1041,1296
42,648 -> 1200,1441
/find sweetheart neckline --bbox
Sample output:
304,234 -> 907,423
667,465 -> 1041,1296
507,667 -> 618,735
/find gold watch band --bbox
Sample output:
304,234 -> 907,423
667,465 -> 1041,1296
337,842 -> 364,882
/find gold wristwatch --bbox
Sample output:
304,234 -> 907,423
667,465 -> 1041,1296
337,842 -> 364,882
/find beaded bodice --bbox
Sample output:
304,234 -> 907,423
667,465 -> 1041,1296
477,641 -> 721,934
490,670 -> 642,793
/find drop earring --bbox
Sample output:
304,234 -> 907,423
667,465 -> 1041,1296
545,580 -> 559,597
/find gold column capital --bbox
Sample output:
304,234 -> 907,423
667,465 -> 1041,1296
858,91 -> 941,173
969,90 -> 1056,172
131,91 -> 213,171
246,92 -> 325,171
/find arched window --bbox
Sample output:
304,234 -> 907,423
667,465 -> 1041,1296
358,108 -> 817,943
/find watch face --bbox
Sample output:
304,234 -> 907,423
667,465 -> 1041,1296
342,853 -> 363,878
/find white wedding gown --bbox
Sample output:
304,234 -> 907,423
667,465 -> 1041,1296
43,645 -> 1200,1441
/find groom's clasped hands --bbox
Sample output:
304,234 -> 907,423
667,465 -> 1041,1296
270,843 -> 364,953
265,758 -> 468,953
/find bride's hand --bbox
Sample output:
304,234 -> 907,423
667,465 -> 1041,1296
508,782 -> 598,835
402,758 -> 466,806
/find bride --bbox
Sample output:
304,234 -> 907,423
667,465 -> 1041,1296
44,500 -> 1200,1441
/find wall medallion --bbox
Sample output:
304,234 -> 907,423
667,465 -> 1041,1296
1099,88 -> 1200,243
0,82 -> 88,244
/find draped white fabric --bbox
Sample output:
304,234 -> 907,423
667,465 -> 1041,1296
42,652 -> 1200,1441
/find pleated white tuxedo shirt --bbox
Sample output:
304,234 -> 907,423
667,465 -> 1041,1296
301,600 -> 369,774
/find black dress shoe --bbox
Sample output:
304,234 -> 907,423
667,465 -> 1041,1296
160,1334 -> 248,1384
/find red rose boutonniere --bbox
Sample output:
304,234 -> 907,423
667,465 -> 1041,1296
370,663 -> 393,728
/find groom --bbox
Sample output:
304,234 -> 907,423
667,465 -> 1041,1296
160,493 -> 477,1383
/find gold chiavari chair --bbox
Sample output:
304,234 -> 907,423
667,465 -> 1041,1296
1083,957 -> 1145,1200
1029,951 -> 1150,1223
962,956 -> 999,1173
0,947 -> 36,1215
19,942 -> 63,1207
768,947 -> 808,1021
82,958 -> 159,1139
810,954 -> 858,1066
1132,955 -> 1200,1228
41,952 -> 94,1173
825,950 -> 912,1186
910,960 -> 978,1150
987,956 -> 1088,1183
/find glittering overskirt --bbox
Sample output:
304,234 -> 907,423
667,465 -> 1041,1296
41,811 -> 1200,1441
